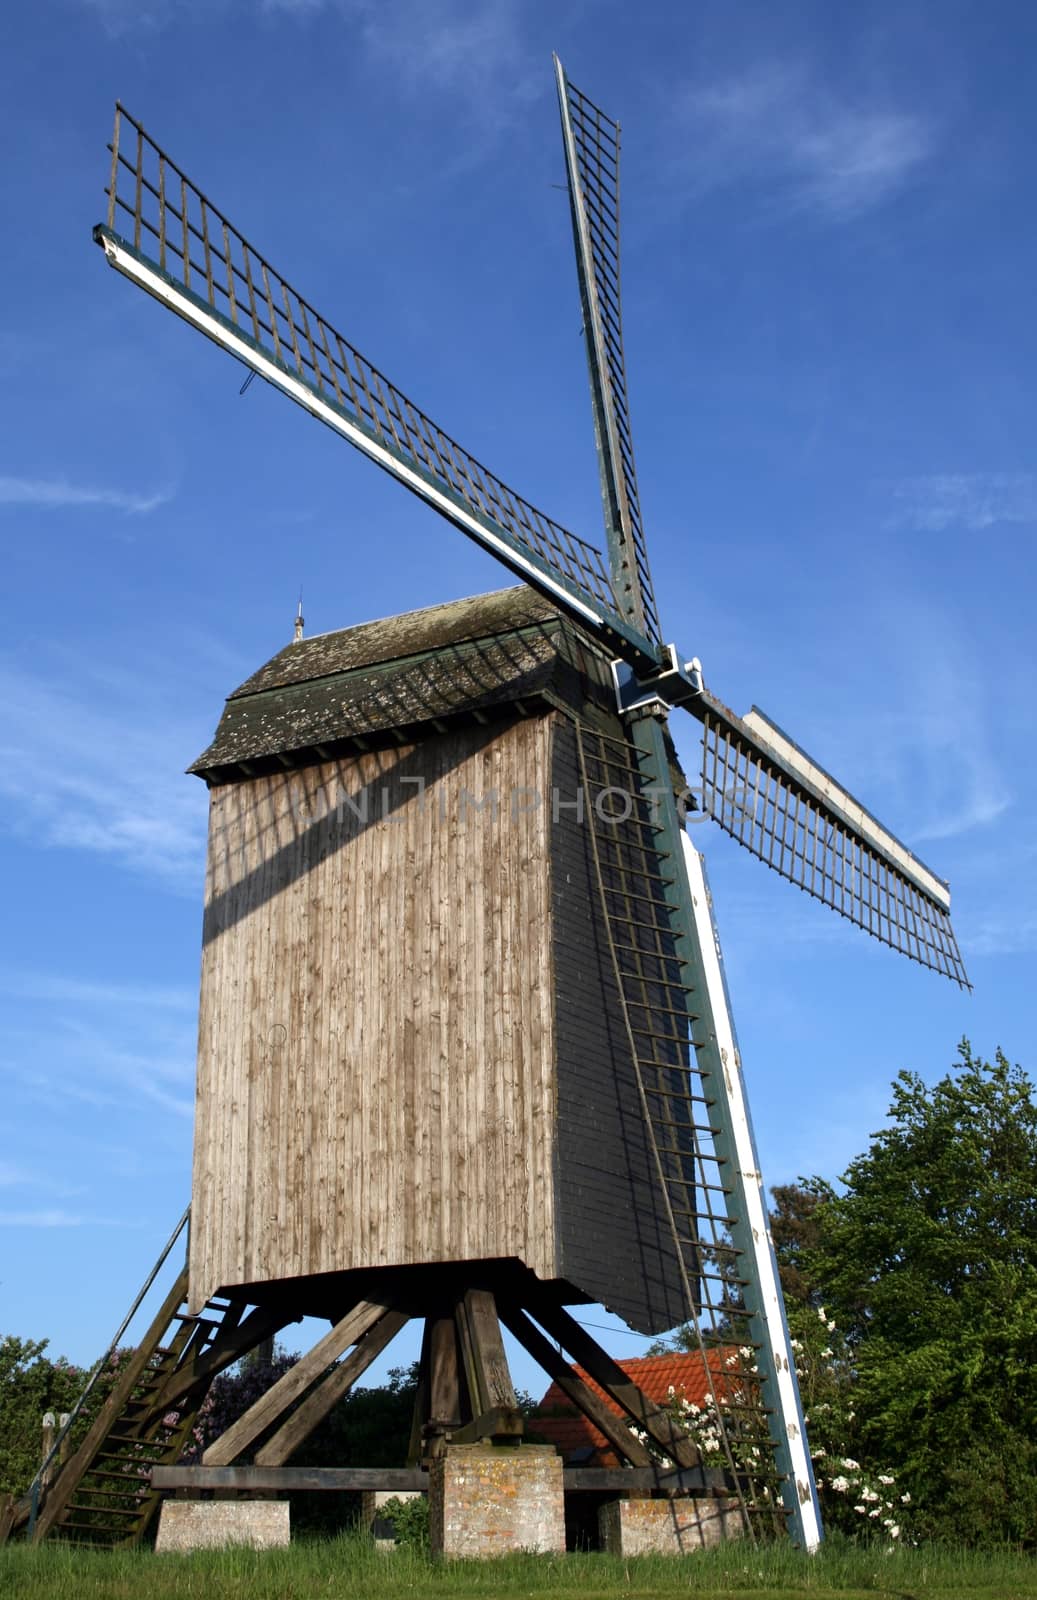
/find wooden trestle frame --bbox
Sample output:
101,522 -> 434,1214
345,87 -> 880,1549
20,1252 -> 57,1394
10,1259 -> 731,1546
173,1264 -> 714,1489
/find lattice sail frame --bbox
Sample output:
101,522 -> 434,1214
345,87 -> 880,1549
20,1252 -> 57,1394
575,712 -> 820,1545
700,706 -> 968,986
95,105 -> 653,669
555,60 -> 662,644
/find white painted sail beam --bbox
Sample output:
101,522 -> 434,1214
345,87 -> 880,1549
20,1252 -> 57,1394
680,832 -> 823,1552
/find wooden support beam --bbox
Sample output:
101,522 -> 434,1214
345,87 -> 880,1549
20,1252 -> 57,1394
406,1320 -> 431,1469
254,1309 -> 409,1466
447,1405 -> 524,1445
426,1315 -> 461,1434
498,1302 -> 652,1468
202,1300 -> 388,1466
151,1463 -> 727,1495
563,1466 -> 726,1493
458,1289 -> 518,1413
518,1294 -> 701,1471
153,1466 -> 428,1493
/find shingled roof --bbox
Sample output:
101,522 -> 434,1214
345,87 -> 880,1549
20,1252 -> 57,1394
190,585 -> 611,784
530,1350 -> 738,1466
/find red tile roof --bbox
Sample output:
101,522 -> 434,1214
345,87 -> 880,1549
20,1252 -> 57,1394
530,1349 -> 737,1466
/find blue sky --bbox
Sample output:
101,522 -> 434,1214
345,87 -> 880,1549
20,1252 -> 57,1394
1,0 -> 1035,1395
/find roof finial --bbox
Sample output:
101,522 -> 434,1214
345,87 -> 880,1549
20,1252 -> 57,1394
293,589 -> 304,643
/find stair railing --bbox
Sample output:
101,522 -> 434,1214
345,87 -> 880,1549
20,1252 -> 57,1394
26,1205 -> 191,1537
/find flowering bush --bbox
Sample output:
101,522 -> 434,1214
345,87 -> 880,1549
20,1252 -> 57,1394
791,1303 -> 906,1543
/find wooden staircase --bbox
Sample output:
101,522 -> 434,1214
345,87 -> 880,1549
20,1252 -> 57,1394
5,1226 -> 295,1548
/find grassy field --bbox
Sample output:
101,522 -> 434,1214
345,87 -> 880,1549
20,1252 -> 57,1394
1,1535 -> 1035,1600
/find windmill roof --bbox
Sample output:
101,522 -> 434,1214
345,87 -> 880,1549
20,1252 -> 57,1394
189,585 -> 610,782
230,586 -> 561,698
529,1349 -> 737,1466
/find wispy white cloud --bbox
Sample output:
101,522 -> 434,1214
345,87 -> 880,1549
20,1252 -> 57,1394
0,659 -> 207,888
262,0 -> 329,12
346,0 -> 534,101
836,622 -> 1009,846
3,971 -> 198,1129
963,912 -> 1037,958
78,0 -> 212,36
79,0 -> 539,130
0,475 -> 172,516
889,473 -> 1037,532
0,1209 -> 137,1228
674,63 -> 933,220
0,973 -> 195,1013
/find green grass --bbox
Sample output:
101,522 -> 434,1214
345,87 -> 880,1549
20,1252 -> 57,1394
1,1535 -> 1035,1600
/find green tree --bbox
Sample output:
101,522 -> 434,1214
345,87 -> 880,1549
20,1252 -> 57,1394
0,1337 -> 110,1499
807,1041 -> 1037,1546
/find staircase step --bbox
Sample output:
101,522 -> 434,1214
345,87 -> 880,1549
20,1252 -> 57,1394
68,1484 -> 144,1497
64,1502 -> 147,1519
94,1451 -> 160,1466
29,1245 -> 240,1549
82,1468 -> 153,1485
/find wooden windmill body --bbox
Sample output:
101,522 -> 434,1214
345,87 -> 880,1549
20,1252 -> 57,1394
189,586 -> 693,1337
23,53 -> 970,1554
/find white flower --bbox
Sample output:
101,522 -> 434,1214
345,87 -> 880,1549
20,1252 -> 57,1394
869,1508 -> 880,1518
820,1346 -> 833,1358
861,1489 -> 879,1504
841,1458 -> 860,1471
827,1319 -> 836,1333
854,1504 -> 866,1514
830,1476 -> 850,1493
817,1305 -> 827,1320
811,1447 -> 826,1459
901,1492 -> 911,1504
738,1346 -> 753,1359
889,1525 -> 900,1539
878,1474 -> 895,1485
790,1338 -> 803,1352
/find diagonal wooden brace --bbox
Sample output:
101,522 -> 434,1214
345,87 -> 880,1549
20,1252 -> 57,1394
203,1299 -> 390,1466
498,1301 -> 652,1468
521,1293 -> 701,1471
255,1308 -> 409,1466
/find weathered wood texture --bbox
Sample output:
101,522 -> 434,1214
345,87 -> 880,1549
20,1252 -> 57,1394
190,718 -> 557,1310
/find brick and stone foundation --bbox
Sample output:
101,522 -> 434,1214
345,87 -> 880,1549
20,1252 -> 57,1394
429,1443 -> 565,1558
155,1500 -> 290,1552
598,1496 -> 744,1555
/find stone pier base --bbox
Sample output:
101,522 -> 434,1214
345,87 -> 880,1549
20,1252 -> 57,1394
598,1496 -> 744,1555
154,1499 -> 290,1552
429,1444 -> 564,1558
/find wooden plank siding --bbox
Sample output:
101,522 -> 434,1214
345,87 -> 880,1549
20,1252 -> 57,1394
190,718 -> 558,1311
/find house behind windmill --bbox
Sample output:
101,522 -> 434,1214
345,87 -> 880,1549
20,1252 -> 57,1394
187,585 -> 696,1335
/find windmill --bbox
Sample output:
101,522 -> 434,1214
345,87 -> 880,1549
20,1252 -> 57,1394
11,59 -> 966,1556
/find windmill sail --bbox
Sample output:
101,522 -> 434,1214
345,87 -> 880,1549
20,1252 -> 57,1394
93,105 -> 658,675
555,60 -> 662,645
698,696 -> 969,986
